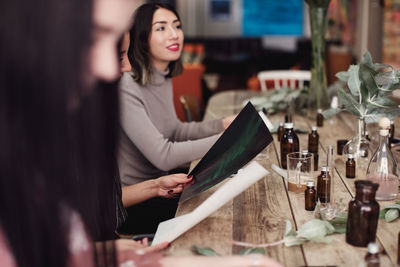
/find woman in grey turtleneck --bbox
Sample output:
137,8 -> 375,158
117,3 -> 235,234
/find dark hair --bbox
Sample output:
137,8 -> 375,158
0,0 -> 121,266
128,3 -> 183,85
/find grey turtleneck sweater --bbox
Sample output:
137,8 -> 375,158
118,69 -> 223,186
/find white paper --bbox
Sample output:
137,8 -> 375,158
152,161 -> 269,245
271,164 -> 287,179
258,111 -> 274,130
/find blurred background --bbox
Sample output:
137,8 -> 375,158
141,0 -> 399,121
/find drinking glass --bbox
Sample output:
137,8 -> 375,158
287,152 -> 314,193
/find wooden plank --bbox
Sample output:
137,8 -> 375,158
170,90 -> 399,266
170,91 -> 305,265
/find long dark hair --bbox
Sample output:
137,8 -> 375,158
0,0 -> 120,266
129,3 -> 183,85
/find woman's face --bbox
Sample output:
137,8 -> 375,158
120,32 -> 132,75
89,0 -> 138,85
148,8 -> 184,71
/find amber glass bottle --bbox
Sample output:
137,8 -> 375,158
316,109 -> 324,127
346,180 -> 380,247
398,232 -> 400,265
308,126 -> 319,171
346,154 -> 356,179
364,242 -> 380,267
317,166 -> 330,203
277,122 -> 284,142
301,149 -> 310,172
305,180 -> 316,211
280,122 -> 299,169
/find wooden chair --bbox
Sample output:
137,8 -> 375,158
180,94 -> 202,122
257,70 -> 311,91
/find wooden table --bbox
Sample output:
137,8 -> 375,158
168,90 -> 400,266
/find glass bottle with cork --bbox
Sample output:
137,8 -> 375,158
317,166 -> 330,203
346,180 -> 380,247
366,117 -> 398,201
280,122 -> 299,169
308,126 -> 319,171
346,153 -> 356,179
305,180 -> 316,211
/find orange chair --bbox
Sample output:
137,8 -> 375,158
180,94 -> 202,122
172,64 -> 205,121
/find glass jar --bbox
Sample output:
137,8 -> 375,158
346,180 -> 380,247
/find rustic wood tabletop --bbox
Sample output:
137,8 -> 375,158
167,90 -> 400,267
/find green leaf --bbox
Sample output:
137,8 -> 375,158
385,208 -> 400,222
373,63 -> 392,71
191,245 -> 220,256
379,209 -> 387,219
322,108 -> 341,119
362,51 -> 374,67
238,248 -> 265,255
331,224 -> 347,234
336,71 -> 349,83
338,88 -> 361,117
364,107 -> 400,123
368,97 -> 396,108
347,65 -> 361,97
297,219 -> 332,240
375,70 -> 399,90
308,236 -> 332,244
359,63 -> 378,99
284,235 -> 307,247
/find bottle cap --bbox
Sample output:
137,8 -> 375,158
279,122 -> 284,126
302,149 -> 309,155
284,122 -> 294,129
317,109 -> 322,113
347,154 -> 354,159
321,166 -> 329,172
367,242 -> 379,254
330,96 -> 338,109
306,180 -> 314,187
379,129 -> 389,136
311,126 -> 317,131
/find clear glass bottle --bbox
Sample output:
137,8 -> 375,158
343,119 -> 372,169
277,122 -> 284,142
389,120 -> 395,148
280,122 -> 299,169
305,180 -> 316,211
366,118 -> 399,201
346,154 -> 356,179
316,108 -> 324,127
365,242 -> 380,267
346,180 -> 380,247
308,126 -> 319,171
317,166 -> 330,203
